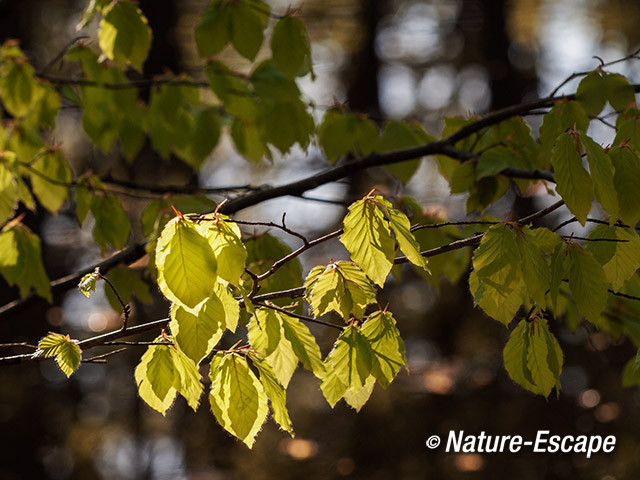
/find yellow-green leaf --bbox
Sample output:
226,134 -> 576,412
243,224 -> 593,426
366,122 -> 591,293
155,216 -> 218,309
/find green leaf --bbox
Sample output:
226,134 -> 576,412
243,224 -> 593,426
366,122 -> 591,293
280,312 -> 324,377
245,233 -> 302,303
538,101 -> 589,167
248,308 -> 297,387
473,224 -> 521,281
341,195 -> 395,287
104,265 -> 151,312
249,353 -> 293,434
197,214 -> 246,285
229,1 -> 268,60
171,346 -> 203,411
610,146 -> 640,226
34,333 -> 82,378
209,353 -> 269,448
576,70 -> 636,116
174,107 -> 221,169
0,60 -> 39,117
361,311 -> 407,387
515,227 -> 552,307
135,336 -> 203,414
135,341 -> 176,414
214,282 -> 240,332
99,0 -> 152,71
90,194 -> 131,251
305,261 -> 377,320
551,131 -> 593,225
469,269 -> 525,326
29,149 -> 72,213
195,1 -> 231,57
0,223 -> 51,301
248,307 -> 323,386
581,135 -> 619,219
319,367 -> 348,407
587,225 -> 640,291
317,111 -> 379,163
78,268 -> 100,298
325,325 -> 373,390
271,16 -> 312,78
259,98 -> 314,154
567,244 -> 608,322
0,161 -> 18,224
343,375 -> 375,412
376,121 -> 427,183
470,224 -> 526,324
155,216 -> 218,309
548,242 -> 569,311
230,118 -> 270,163
170,296 -> 225,365
503,318 -> 562,397
385,206 -> 429,272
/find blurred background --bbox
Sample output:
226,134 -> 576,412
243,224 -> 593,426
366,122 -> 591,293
1,0 -> 640,478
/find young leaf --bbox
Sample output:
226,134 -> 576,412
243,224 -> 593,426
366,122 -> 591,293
305,262 -> 377,320
171,346 -> 203,411
515,227 -> 552,307
170,295 -> 226,364
538,101 -> 589,166
155,216 -> 218,309
471,223 -> 525,321
0,59 -> 39,117
317,111 -> 379,163
361,311 -> 407,387
135,341 -> 177,415
469,269 -> 525,326
90,194 -> 131,251
319,368 -> 348,408
0,161 -> 18,225
78,268 -> 100,298
245,233 -> 302,301
197,214 -> 246,286
271,16 -> 312,78
135,337 -> 203,414
341,195 -> 395,287
503,318 -> 563,397
551,131 -> 593,225
343,376 -> 376,412
209,353 -> 269,448
610,146 -> 640,226
248,307 -> 323,386
0,223 -> 51,301
248,308 -> 297,387
34,333 -> 82,378
29,149 -> 72,214
104,266 -> 151,312
98,0 -> 152,71
581,135 -> 619,219
195,1 -> 231,57
280,313 -> 324,377
567,244 -> 608,322
385,206 -> 429,272
229,1 -> 269,61
249,353 -> 293,435
324,325 -> 373,390
587,225 -> 640,291
576,70 -> 636,116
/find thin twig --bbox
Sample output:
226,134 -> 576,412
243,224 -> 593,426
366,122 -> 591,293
98,273 -> 131,331
255,302 -> 344,330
